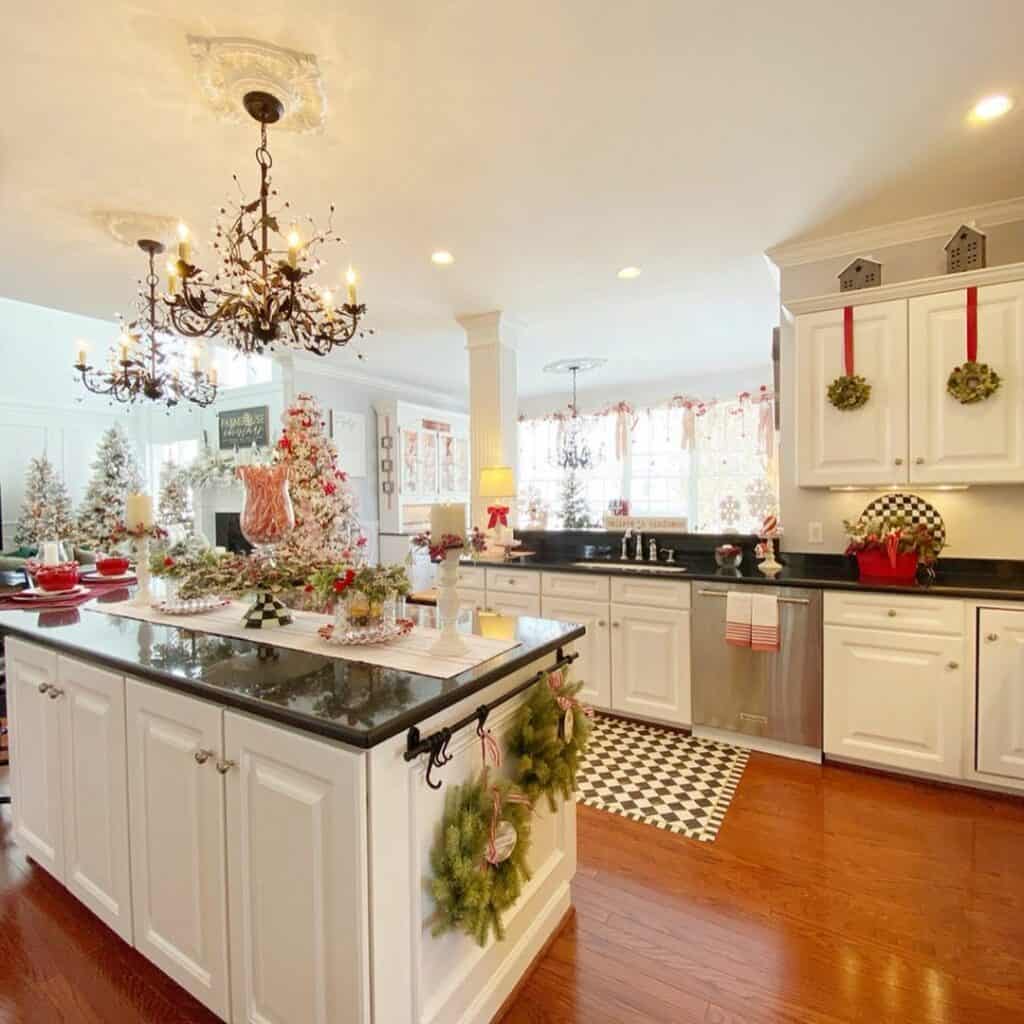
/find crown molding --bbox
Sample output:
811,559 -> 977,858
289,355 -> 468,410
784,260 -> 1024,317
766,196 -> 1024,269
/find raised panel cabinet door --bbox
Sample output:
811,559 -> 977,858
541,596 -> 611,709
977,610 -> 1024,781
57,656 -> 133,943
795,300 -> 909,486
125,679 -> 230,1021
823,626 -> 965,778
909,281 -> 1024,483
6,639 -> 64,881
224,711 -> 370,1024
610,604 -> 691,725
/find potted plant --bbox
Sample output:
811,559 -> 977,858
843,514 -> 940,584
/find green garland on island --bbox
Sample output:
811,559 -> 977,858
946,360 -> 1001,404
506,669 -> 592,812
827,373 -> 871,411
428,774 -> 533,946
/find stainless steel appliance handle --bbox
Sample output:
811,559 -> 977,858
695,589 -> 810,606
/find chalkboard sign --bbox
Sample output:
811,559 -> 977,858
218,406 -> 270,450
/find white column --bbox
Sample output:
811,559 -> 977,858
458,312 -> 521,529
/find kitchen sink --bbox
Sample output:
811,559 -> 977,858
571,561 -> 688,575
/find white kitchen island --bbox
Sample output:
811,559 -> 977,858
1,602 -> 584,1024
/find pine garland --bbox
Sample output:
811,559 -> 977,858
429,773 -> 533,946
507,670 -> 592,812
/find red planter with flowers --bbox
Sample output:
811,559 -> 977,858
844,513 -> 940,586
854,548 -> 919,584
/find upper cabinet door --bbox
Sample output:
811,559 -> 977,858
795,300 -> 909,486
909,281 -> 1024,484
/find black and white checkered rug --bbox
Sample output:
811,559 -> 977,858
577,714 -> 749,842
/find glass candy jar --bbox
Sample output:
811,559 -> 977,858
237,464 -> 295,557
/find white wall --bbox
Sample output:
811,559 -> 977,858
777,221 -> 1024,559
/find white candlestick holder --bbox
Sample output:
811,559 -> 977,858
133,536 -> 153,605
758,536 -> 783,577
430,548 -> 468,657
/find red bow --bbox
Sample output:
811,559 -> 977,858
487,505 -> 509,529
547,670 -> 595,720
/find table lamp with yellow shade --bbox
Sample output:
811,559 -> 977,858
479,465 -> 516,558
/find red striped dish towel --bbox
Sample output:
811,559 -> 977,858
725,591 -> 752,647
751,594 -> 780,652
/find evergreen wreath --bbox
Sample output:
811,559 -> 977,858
428,773 -> 533,946
507,669 -> 592,812
827,373 -> 871,411
946,360 -> 1001,404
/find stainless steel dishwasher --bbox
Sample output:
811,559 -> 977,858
691,582 -> 822,750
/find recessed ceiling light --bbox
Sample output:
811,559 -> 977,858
971,94 -> 1013,121
431,250 -> 454,265
617,266 -> 642,280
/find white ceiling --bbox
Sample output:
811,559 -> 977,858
5,1 -> 1024,399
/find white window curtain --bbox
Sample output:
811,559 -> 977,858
517,394 -> 776,531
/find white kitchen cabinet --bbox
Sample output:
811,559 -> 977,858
486,591 -> 541,617
796,299 -> 909,486
909,281 -> 1024,484
541,596 -> 611,709
6,639 -> 64,881
57,656 -> 133,943
824,625 -> 965,778
610,603 -> 691,726
977,609 -> 1024,781
126,679 -> 231,1020
224,711 -> 369,1024
458,586 -> 487,613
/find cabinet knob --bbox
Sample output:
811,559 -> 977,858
47,687 -> 64,700
894,458 -> 904,466
887,609 -> 897,617
915,457 -> 925,465
597,619 -> 607,627
507,579 -> 516,586
37,682 -> 51,694
612,621 -> 621,628
986,633 -> 1000,642
947,661 -> 959,670
194,748 -> 215,765
215,758 -> 237,775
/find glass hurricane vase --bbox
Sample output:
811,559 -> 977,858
237,464 -> 295,560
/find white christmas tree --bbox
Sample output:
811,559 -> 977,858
14,456 -> 76,549
76,424 -> 143,551
158,460 -> 193,536
273,393 -> 364,563
560,470 -> 591,529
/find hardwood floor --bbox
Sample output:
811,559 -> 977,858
2,755 -> 1023,1023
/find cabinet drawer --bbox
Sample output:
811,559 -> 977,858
541,571 -> 610,602
459,586 -> 487,612
486,568 -> 540,595
486,592 -> 541,617
610,576 -> 690,610
823,592 -> 964,635
455,565 -> 486,589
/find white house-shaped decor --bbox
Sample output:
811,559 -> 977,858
944,224 -> 987,273
838,257 -> 882,292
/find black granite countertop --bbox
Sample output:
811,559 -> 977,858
492,552 -> 1024,602
0,598 -> 583,749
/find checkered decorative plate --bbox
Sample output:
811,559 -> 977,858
577,714 -> 749,842
858,492 -> 946,552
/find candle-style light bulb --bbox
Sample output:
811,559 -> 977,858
177,221 -> 191,262
287,228 -> 301,268
166,260 -> 178,295
74,338 -> 89,367
345,266 -> 358,305
208,365 -> 218,387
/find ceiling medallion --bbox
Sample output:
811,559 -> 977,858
94,209 -> 179,249
166,90 -> 370,357
543,359 -> 607,471
74,240 -> 218,409
188,35 -> 327,134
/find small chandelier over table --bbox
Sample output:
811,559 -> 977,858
165,90 -> 371,357
73,239 -> 219,408
543,358 -> 606,472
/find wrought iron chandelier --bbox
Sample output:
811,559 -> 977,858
165,90 -> 370,357
73,240 -> 218,408
543,360 -> 605,472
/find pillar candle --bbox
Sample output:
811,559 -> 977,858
126,493 -> 154,529
430,502 -> 466,543
42,541 -> 60,566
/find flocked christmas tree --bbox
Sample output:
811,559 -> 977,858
76,424 -> 143,551
559,470 -> 591,529
273,393 -> 364,563
14,455 -> 76,549
157,460 -> 193,537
